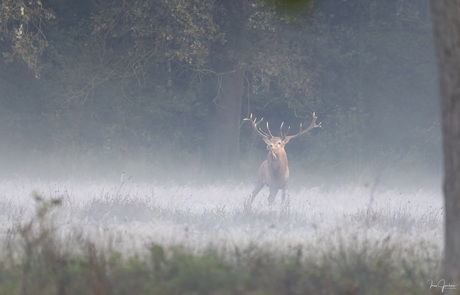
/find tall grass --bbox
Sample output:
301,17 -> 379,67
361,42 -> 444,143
0,197 -> 442,295
0,181 -> 445,294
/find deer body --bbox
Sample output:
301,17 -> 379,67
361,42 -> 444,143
245,113 -> 321,205
252,139 -> 289,203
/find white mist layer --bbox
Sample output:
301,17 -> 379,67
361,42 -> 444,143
0,180 -> 443,258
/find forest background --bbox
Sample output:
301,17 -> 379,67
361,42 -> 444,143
0,0 -> 440,186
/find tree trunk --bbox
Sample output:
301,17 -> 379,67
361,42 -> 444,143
431,0 -> 460,284
204,1 -> 247,178
207,67 -> 244,177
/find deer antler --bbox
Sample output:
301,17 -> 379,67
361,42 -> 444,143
244,113 -> 272,140
246,112 -> 321,205
280,122 -> 291,138
266,122 -> 274,137
283,112 -> 322,142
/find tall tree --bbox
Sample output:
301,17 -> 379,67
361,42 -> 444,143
431,0 -> 460,284
205,0 -> 317,174
204,1 -> 248,174
87,0 -> 317,174
0,0 -> 54,78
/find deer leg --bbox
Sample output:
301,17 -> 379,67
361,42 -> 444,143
267,188 -> 278,205
281,187 -> 288,202
251,182 -> 264,204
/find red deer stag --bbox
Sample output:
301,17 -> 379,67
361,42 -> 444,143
244,112 -> 321,204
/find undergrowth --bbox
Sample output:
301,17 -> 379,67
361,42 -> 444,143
0,194 -> 443,295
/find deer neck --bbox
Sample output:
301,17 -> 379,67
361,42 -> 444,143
267,149 -> 288,172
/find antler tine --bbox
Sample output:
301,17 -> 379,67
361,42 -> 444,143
254,115 -> 271,138
266,122 -> 274,137
285,125 -> 291,137
312,112 -> 322,128
257,123 -> 271,138
284,112 -> 321,142
280,122 -> 291,138
244,113 -> 272,139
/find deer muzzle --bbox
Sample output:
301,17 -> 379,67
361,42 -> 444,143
267,145 -> 277,159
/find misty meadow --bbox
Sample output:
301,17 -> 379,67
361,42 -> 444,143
0,0 -> 448,294
0,180 -> 444,294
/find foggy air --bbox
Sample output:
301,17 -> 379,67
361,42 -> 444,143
0,0 -> 444,293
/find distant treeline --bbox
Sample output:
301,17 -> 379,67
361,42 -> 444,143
0,0 -> 440,180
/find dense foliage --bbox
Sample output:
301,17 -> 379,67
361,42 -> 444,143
0,0 -> 439,181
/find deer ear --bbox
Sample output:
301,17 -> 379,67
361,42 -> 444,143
282,137 -> 291,144
263,138 -> 271,145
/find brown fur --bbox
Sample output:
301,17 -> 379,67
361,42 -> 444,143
244,113 -> 321,204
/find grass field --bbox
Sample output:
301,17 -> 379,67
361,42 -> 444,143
0,179 -> 447,294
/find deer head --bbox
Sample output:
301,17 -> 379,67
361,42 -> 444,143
244,112 -> 321,205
